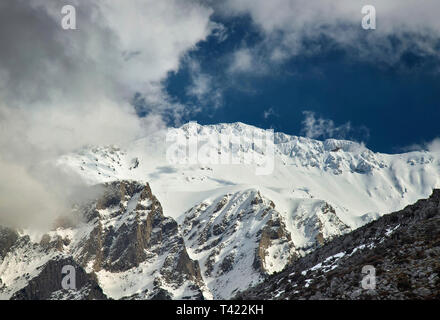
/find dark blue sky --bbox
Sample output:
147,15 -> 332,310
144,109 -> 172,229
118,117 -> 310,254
163,16 -> 440,154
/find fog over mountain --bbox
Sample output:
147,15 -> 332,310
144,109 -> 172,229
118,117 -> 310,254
1,122 -> 440,299
1,1 -> 440,301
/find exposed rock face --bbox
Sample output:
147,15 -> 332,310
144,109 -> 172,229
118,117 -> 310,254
181,190 -> 297,299
11,257 -> 106,300
238,190 -> 440,300
290,200 -> 351,251
78,181 -> 168,272
255,214 -> 295,273
83,181 -> 203,297
5,178 -> 436,300
0,227 -> 19,259
0,181 -> 204,300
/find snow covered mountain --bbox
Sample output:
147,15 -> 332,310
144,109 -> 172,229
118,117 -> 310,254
57,122 -> 440,226
1,181 -> 205,300
1,122 -> 440,299
239,189 -> 440,300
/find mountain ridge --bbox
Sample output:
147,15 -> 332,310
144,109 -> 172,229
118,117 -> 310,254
238,189 -> 440,300
1,122 -> 440,299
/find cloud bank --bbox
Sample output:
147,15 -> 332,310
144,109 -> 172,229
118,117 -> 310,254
400,138 -> 440,153
0,0 -> 214,228
2,0 -> 440,228
219,0 -> 440,72
301,111 -> 370,142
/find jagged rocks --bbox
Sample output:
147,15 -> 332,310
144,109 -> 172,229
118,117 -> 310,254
238,189 -> 440,300
72,181 -> 205,299
0,226 -> 19,258
182,189 -> 297,299
11,257 -> 107,300
255,216 -> 295,273
290,200 -> 351,251
0,181 -> 205,300
5,176 -> 432,300
178,189 -> 352,299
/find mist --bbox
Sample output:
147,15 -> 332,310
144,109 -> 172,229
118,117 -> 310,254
0,0 -> 213,229
2,0 -> 440,230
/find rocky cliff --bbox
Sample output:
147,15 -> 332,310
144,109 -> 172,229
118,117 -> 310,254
238,190 -> 440,300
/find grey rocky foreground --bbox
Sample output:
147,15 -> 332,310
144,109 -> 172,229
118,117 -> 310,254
238,190 -> 440,300
2,182 -> 439,300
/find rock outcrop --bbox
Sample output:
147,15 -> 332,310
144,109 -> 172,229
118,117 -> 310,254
0,181 -> 204,300
11,257 -> 106,300
238,190 -> 440,300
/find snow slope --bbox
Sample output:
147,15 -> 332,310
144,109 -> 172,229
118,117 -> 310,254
1,181 -> 206,300
58,121 -> 440,229
49,122 -> 440,298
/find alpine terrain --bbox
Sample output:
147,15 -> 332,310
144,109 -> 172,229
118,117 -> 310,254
1,122 -> 440,300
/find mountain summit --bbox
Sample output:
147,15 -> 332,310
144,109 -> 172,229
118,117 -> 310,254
1,122 -> 440,299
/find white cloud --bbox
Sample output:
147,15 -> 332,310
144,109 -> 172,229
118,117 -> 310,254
210,21 -> 229,43
401,138 -> 440,153
427,138 -> 440,153
0,0 -> 214,228
263,107 -> 277,119
220,0 -> 440,70
186,60 -> 223,109
301,111 -> 369,141
229,48 -> 254,73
